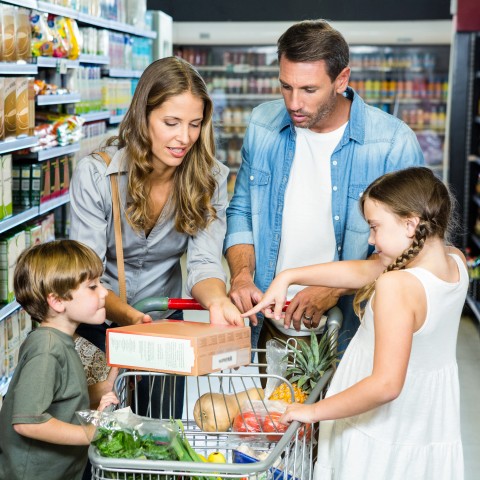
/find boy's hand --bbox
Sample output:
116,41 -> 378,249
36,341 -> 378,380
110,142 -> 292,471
97,391 -> 119,412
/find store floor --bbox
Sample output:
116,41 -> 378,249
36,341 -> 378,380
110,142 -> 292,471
184,309 -> 480,478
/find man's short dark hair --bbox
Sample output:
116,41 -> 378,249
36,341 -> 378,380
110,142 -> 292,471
277,19 -> 350,82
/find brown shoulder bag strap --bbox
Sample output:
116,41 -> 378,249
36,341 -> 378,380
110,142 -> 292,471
96,151 -> 127,303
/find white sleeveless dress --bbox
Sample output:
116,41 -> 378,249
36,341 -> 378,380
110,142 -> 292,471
314,254 -> 468,480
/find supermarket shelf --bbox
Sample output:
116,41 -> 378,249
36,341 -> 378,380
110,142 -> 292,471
351,66 -> 424,73
0,207 -> 38,235
196,64 -> 278,73
36,57 -> 80,69
80,111 -> 111,122
105,68 -> 144,78
31,1 -> 156,39
466,294 -> 480,325
0,195 -> 70,236
0,61 -> 38,75
109,114 -> 126,124
79,54 -> 110,65
36,0 -> 78,18
0,301 -> 21,324
77,13 -> 157,39
2,0 -> 36,8
0,136 -> 38,155
37,143 -> 81,161
39,193 -> 70,215
212,93 -> 281,100
37,93 -> 81,106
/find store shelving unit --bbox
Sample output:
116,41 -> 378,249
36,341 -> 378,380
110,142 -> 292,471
448,30 -> 480,322
0,0 -> 157,333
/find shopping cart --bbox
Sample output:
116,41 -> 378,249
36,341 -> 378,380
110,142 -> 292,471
88,298 -> 343,480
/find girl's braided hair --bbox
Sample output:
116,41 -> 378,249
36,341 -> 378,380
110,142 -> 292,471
353,167 -> 454,317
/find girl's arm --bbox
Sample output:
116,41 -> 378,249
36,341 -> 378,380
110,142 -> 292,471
281,271 -> 423,424
191,277 -> 244,326
243,258 -> 385,320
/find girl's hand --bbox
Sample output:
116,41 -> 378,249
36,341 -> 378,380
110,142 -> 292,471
209,298 -> 245,326
241,273 -> 290,321
97,391 -> 119,412
280,402 -> 318,425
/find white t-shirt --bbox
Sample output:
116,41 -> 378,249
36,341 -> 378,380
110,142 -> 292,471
273,123 -> 347,335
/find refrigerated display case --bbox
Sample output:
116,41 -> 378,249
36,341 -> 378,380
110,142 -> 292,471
174,42 -> 450,194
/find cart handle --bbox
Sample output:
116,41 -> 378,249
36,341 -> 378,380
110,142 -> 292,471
132,297 -> 290,313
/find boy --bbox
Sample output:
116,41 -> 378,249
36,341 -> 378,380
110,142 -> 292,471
0,240 -> 118,480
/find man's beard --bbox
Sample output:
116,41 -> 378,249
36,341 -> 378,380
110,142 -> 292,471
289,91 -> 337,129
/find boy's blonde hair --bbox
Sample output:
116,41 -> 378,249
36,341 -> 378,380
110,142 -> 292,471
14,240 -> 104,323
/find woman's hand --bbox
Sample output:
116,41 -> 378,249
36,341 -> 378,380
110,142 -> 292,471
209,298 -> 245,326
97,391 -> 119,412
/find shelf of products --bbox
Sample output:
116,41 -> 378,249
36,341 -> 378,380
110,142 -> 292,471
175,44 -> 450,195
0,0 -> 161,397
448,31 -> 480,323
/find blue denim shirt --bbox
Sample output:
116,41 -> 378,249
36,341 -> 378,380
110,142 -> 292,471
225,88 -> 424,342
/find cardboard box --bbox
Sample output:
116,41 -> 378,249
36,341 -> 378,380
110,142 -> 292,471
107,320 -> 251,376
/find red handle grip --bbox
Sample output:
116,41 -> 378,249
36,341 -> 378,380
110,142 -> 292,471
167,298 -> 291,311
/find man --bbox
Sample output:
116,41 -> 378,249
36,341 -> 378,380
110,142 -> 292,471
224,19 -> 424,356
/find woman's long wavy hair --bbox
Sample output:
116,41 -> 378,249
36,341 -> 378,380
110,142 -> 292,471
353,167 -> 454,318
106,56 -> 218,235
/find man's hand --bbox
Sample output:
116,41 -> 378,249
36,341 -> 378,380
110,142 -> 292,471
284,286 -> 340,331
229,271 -> 263,326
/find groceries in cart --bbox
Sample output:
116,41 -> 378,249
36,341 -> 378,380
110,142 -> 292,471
78,407 -> 206,464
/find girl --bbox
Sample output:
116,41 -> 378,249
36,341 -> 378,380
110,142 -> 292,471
243,167 -> 467,479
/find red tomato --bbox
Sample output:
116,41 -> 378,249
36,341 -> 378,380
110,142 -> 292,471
262,411 -> 288,442
232,411 -> 262,433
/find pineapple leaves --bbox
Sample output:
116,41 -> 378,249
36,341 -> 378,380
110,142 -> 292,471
274,328 -> 339,396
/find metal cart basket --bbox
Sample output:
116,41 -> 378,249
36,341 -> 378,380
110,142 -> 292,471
88,301 -> 343,480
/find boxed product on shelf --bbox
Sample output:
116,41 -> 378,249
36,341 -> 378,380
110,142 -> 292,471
6,310 -> 20,376
24,222 -> 43,248
1,154 -> 12,220
16,7 -> 32,62
107,320 -> 251,376
0,230 -> 26,304
0,78 -> 4,141
41,213 -> 55,243
4,77 -> 17,140
1,4 -> 16,62
15,77 -> 35,138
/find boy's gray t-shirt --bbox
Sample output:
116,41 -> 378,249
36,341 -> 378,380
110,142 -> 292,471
0,327 -> 90,480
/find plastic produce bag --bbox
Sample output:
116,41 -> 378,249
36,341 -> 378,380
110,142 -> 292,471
264,339 -> 288,400
76,407 -> 179,460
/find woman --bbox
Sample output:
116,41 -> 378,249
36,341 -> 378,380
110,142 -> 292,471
69,56 -> 243,417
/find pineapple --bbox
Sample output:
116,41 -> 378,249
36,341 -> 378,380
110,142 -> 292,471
269,330 -> 338,402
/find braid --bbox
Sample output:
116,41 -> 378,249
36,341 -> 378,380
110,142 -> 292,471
353,222 -> 428,319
